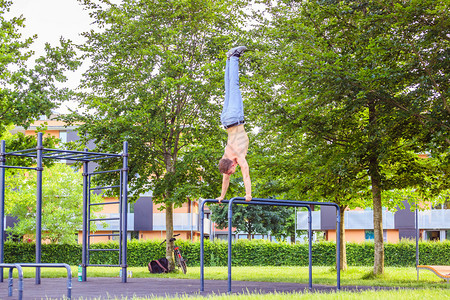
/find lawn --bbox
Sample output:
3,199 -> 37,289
128,289 -> 450,300
5,265 -> 450,289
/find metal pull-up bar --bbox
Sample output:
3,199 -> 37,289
200,197 -> 341,294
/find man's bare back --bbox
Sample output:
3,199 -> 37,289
224,124 -> 249,160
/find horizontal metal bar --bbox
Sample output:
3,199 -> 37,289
42,148 -> 121,158
88,169 -> 122,175
90,185 -> 120,191
89,217 -> 120,222
87,156 -> 121,162
50,153 -> 98,160
2,153 -> 36,158
89,234 -> 120,237
87,264 -> 121,267
88,249 -> 120,252
4,148 -> 121,162
14,263 -> 71,268
0,165 -> 36,170
90,201 -> 120,206
3,148 -> 36,155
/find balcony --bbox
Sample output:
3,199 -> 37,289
93,213 -> 134,231
91,212 -> 211,234
297,209 -> 450,230
296,210 -> 395,230
419,210 -> 450,229
152,213 -> 211,234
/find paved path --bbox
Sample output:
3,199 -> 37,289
0,277 -> 402,299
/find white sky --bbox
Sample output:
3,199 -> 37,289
7,0 -> 94,113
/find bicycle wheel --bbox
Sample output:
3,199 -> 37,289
179,257 -> 187,274
174,249 -> 187,274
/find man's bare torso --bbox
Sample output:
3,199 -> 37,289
224,124 -> 249,160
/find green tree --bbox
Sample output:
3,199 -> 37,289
249,126 -> 370,270
0,0 -> 80,136
210,203 -> 289,240
5,163 -> 103,244
251,0 -> 448,275
62,0 -> 248,270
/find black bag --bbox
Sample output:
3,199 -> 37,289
148,258 -> 169,273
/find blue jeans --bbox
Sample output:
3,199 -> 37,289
221,56 -> 245,128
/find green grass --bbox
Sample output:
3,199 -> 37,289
4,265 -> 450,290
95,289 -> 450,300
5,266 -> 450,300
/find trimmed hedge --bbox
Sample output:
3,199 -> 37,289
3,240 -> 450,267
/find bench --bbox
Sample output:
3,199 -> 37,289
417,265 -> 450,283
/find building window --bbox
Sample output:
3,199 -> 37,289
365,230 -> 387,242
426,231 -> 440,241
365,230 -> 374,241
432,200 -> 450,210
111,231 -> 139,241
237,234 -> 248,240
215,234 -> 227,241
446,230 -> 450,241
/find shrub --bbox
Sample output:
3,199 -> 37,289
3,240 -> 449,267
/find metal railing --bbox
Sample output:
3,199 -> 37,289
0,263 -> 72,300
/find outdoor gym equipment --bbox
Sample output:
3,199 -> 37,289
0,263 -> 72,299
0,132 -> 129,284
200,197 -> 341,293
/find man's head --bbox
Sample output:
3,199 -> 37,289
219,158 -> 237,175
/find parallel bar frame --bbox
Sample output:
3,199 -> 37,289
0,134 -> 128,285
200,198 -> 329,293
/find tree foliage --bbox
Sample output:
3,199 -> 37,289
210,202 -> 293,240
4,163 -> 103,244
248,0 -> 449,274
0,0 -> 80,136
62,0 -> 248,269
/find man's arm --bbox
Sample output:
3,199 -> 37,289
237,157 -> 252,201
217,173 -> 231,203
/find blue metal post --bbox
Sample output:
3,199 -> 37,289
81,160 -> 89,281
307,206 -> 312,290
416,207 -> 419,280
200,200 -> 205,292
35,132 -> 43,284
227,200 -> 233,293
121,141 -> 129,283
0,140 -> 5,282
336,206 -> 341,291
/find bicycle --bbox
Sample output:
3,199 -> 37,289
160,234 -> 187,274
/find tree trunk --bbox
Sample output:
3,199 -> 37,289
339,205 -> 348,271
369,153 -> 384,275
165,202 -> 175,271
164,153 -> 176,271
368,99 -> 384,275
372,175 -> 384,275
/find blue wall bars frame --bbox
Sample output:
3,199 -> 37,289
200,197 -> 341,293
0,133 -> 129,284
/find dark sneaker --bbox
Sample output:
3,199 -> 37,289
227,46 -> 247,58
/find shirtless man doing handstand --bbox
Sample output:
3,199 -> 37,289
217,46 -> 252,202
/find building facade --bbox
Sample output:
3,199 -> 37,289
297,201 -> 450,243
